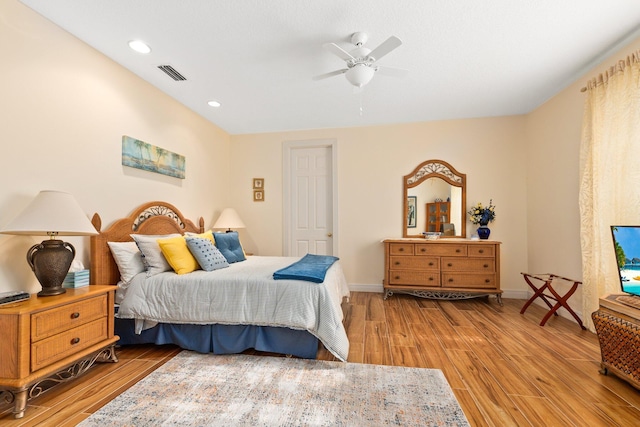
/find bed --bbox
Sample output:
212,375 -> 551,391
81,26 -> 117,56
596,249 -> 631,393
90,201 -> 350,361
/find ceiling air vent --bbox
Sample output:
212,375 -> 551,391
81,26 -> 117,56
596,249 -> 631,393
157,65 -> 187,81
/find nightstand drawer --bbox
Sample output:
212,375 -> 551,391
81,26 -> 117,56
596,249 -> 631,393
31,295 -> 107,341
31,317 -> 108,371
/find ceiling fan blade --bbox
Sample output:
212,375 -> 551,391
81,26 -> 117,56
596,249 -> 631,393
376,65 -> 409,78
323,43 -> 355,61
312,69 -> 348,80
367,36 -> 402,62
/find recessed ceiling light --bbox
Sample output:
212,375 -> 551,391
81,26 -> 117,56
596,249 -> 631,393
207,100 -> 221,108
128,40 -> 151,54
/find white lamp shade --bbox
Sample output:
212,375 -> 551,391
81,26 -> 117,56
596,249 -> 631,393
345,64 -> 375,88
0,190 -> 98,236
213,208 -> 245,230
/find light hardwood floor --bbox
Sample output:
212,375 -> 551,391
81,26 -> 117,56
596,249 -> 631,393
1,292 -> 639,426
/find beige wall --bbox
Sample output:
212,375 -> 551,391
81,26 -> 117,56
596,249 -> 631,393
230,117 -> 530,295
525,35 -> 640,316
5,0 -> 640,309
0,1 -> 231,293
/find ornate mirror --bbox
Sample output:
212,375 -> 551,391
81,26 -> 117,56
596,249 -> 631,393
403,160 -> 466,238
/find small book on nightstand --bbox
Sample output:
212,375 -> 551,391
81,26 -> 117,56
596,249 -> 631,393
63,269 -> 90,288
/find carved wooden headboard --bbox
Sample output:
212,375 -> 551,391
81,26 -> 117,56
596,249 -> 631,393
90,201 -> 204,285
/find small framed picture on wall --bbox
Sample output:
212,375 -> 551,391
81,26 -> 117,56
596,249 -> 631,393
253,178 -> 264,189
254,190 -> 264,202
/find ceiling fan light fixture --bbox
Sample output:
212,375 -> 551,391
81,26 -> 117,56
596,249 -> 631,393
345,64 -> 375,88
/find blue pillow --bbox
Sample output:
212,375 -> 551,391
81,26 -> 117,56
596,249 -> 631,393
185,236 -> 229,271
213,231 -> 246,263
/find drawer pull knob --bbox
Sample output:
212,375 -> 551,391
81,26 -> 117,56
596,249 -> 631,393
479,249 -> 484,254
395,276 -> 400,280
399,248 -> 404,252
483,264 -> 489,268
448,278 -> 454,282
71,337 -> 80,345
428,277 -> 434,281
420,248 -> 426,252
456,249 -> 461,253
447,263 -> 453,267
428,262 -> 434,266
485,279 -> 491,283
71,312 -> 80,319
394,261 -> 400,265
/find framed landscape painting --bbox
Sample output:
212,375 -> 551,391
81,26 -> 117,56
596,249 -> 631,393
122,135 -> 186,179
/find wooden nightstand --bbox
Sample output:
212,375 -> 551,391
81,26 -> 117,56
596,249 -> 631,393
0,285 -> 119,418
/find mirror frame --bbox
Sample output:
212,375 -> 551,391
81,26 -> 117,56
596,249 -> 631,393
403,159 -> 467,238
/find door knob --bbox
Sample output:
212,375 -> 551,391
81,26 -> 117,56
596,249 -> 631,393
327,233 -> 333,237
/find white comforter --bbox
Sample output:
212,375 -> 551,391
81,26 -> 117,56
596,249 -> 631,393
116,256 -> 350,361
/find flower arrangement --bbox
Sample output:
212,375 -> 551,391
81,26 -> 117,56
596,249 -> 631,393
468,200 -> 496,225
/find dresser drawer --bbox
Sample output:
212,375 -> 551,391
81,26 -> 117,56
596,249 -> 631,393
441,257 -> 495,272
442,273 -> 497,289
31,317 -> 108,371
468,245 -> 495,257
388,270 -> 440,286
415,244 -> 467,256
389,256 -> 439,270
31,295 -> 107,341
389,243 -> 414,255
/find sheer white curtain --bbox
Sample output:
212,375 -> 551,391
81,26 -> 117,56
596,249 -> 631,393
579,51 -> 640,330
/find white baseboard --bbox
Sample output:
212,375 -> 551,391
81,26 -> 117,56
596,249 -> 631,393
348,283 -> 383,293
502,290 -> 529,299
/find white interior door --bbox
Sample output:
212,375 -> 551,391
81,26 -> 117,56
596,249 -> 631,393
283,140 -> 337,256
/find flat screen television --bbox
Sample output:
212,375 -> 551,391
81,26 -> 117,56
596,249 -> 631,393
610,225 -> 640,297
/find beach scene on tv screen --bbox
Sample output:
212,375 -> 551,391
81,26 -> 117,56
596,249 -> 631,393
612,226 -> 640,295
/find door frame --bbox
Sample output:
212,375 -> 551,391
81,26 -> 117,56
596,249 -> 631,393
282,139 -> 338,257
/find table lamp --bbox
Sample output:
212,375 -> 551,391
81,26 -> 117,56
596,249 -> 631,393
0,190 -> 98,296
213,208 -> 245,233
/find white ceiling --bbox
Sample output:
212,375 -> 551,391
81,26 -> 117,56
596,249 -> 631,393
20,0 -> 640,135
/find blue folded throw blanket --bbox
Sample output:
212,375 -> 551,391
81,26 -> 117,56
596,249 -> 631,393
273,254 -> 339,283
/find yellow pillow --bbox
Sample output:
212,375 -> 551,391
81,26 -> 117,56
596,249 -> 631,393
157,235 -> 199,275
187,230 -> 215,244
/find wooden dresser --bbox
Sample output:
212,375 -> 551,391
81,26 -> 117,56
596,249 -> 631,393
383,238 -> 502,304
0,285 -> 119,418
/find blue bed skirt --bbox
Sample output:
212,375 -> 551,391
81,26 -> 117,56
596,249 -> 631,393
114,318 -> 320,359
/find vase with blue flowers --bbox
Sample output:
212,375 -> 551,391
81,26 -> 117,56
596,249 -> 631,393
468,200 -> 496,240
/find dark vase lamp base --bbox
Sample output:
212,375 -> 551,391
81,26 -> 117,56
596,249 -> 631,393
27,239 -> 75,297
38,286 -> 67,297
477,225 -> 491,240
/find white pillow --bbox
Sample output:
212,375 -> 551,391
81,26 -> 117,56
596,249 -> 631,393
107,241 -> 145,284
131,233 -> 181,277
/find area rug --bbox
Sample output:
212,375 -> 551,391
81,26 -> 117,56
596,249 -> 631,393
79,351 -> 469,427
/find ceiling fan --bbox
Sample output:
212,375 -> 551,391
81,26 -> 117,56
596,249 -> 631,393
314,32 -> 408,88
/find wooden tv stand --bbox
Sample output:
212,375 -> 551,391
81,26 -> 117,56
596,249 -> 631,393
592,293 -> 640,389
